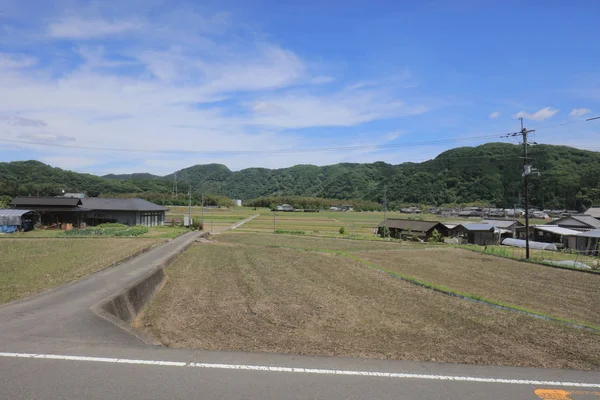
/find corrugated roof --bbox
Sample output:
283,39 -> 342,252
584,206 -> 600,219
552,215 -> 600,229
577,228 -> 600,238
534,225 -> 580,236
11,196 -> 82,207
481,219 -> 522,228
0,208 -> 34,225
459,223 -> 496,231
81,198 -> 166,211
381,219 -> 442,232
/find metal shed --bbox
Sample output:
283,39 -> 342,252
0,209 -> 36,233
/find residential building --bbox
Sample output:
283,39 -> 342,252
452,223 -> 499,245
340,205 -> 354,212
275,204 -> 294,212
584,206 -> 600,220
481,219 -> 523,231
548,215 -> 600,232
10,196 -> 167,227
378,219 -> 449,240
531,225 -> 580,249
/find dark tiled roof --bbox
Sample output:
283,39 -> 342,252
81,198 -> 167,212
380,219 -> 443,232
11,196 -> 82,207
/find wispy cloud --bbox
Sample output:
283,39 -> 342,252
0,113 -> 46,127
569,108 -> 591,118
513,107 -> 559,121
489,111 -> 500,119
47,18 -> 141,39
0,53 -> 36,69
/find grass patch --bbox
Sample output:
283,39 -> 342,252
0,238 -> 163,303
141,241 -> 600,370
63,224 -> 149,237
355,248 -> 600,327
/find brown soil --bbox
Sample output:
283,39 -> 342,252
142,242 -> 600,370
355,248 -> 600,327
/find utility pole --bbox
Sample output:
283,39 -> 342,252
273,211 -> 276,233
172,172 -> 178,198
188,186 -> 192,230
383,185 -> 388,238
211,208 -> 214,233
201,193 -> 205,227
517,118 -> 535,259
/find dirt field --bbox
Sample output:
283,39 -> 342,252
356,248 -> 600,327
141,237 -> 600,370
0,238 -> 162,303
215,232 -> 407,252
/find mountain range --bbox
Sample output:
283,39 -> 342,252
2,142 -> 600,210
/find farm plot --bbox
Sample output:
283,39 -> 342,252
0,238 -> 162,304
141,237 -> 600,370
216,232 -> 405,252
355,248 -> 600,327
167,206 -> 259,231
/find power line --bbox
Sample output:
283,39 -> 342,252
0,133 -> 512,155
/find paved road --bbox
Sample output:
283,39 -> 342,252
1,228 -> 599,399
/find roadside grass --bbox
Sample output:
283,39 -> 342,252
354,247 -> 600,327
141,242 -> 600,370
0,238 -> 163,304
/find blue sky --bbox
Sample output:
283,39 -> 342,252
0,0 -> 599,175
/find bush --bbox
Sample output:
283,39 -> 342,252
96,223 -> 128,228
428,229 -> 443,243
339,227 -> 345,235
191,220 -> 203,231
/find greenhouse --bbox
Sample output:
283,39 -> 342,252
501,238 -> 557,251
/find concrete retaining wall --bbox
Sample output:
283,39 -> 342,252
93,231 -> 209,342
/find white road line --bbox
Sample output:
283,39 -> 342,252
1,352 -> 599,388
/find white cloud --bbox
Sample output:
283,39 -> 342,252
385,131 -> 405,141
311,76 -> 334,84
47,18 -> 141,39
489,111 -> 500,119
513,107 -> 559,121
0,53 -> 36,68
0,7 -> 435,174
569,108 -> 592,118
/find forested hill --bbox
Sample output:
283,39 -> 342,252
2,143 -> 600,210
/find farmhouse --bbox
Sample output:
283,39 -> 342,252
481,219 -> 523,231
275,204 -> 294,212
584,206 -> 600,220
80,198 -> 166,226
379,219 -> 449,240
452,223 -> 499,245
9,196 -> 166,227
530,225 -> 580,249
548,215 -> 600,232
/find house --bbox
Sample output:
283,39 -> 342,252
275,204 -> 294,212
584,206 -> 600,220
80,198 -> 167,226
0,209 -> 38,233
378,219 -> 449,240
10,196 -> 86,226
458,207 -> 482,218
548,215 -> 600,232
400,206 -> 421,214
10,196 -> 167,227
452,223 -> 499,245
329,206 -> 341,211
233,199 -> 242,206
62,193 -> 85,199
531,225 -> 580,249
574,228 -> 600,254
481,219 -> 523,231
340,205 -> 354,212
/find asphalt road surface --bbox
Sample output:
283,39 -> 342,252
1,229 -> 599,399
